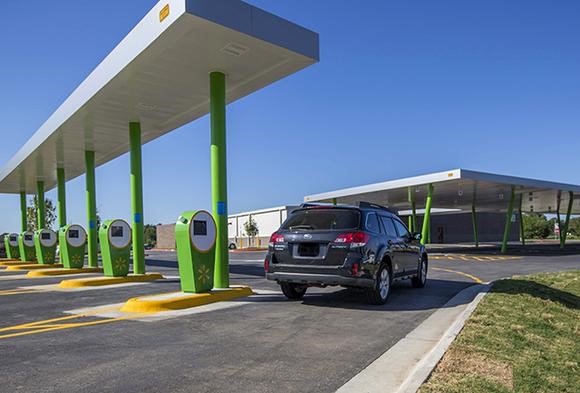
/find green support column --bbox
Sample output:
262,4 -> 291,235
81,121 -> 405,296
421,184 -> 433,245
130,122 -> 145,275
210,71 -> 229,289
561,191 -> 573,249
37,181 -> 45,229
408,187 -> 417,233
518,194 -> 525,246
501,185 -> 516,254
57,167 -> 67,227
556,191 -> 562,244
472,194 -> 479,248
20,192 -> 27,232
332,198 -> 337,206
85,151 -> 98,268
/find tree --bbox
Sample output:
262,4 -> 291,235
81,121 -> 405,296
95,208 -> 102,229
26,196 -> 57,231
144,224 -> 157,247
243,217 -> 259,248
522,213 -> 552,239
568,217 -> 580,237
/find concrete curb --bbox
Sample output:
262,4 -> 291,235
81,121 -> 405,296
336,283 -> 492,393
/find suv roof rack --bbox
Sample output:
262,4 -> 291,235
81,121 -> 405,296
358,201 -> 398,214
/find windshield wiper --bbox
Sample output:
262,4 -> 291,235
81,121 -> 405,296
289,225 -> 314,231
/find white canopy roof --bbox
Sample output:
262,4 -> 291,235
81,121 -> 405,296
304,169 -> 580,215
0,0 -> 318,194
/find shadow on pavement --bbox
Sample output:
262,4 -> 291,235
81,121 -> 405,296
146,259 -> 266,278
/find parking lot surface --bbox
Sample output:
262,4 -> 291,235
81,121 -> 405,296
0,248 -> 578,392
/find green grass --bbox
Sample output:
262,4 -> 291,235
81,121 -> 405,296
420,270 -> 580,393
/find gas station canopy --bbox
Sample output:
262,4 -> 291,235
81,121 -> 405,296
304,169 -> 580,215
0,0 -> 319,193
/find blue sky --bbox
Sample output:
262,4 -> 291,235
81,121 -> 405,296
1,0 -> 579,233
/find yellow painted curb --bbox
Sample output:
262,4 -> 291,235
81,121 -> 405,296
6,264 -> 63,271
120,286 -> 254,313
0,260 -> 35,267
26,267 -> 103,277
58,273 -> 164,288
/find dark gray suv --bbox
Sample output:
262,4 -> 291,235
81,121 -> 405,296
265,202 -> 428,304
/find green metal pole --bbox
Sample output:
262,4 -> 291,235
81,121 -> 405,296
518,194 -> 525,246
130,122 -> 145,275
210,71 -> 229,289
556,191 -> 563,245
20,192 -> 27,232
37,181 -> 45,229
408,187 -> 416,233
501,186 -> 516,254
561,191 -> 573,249
332,198 -> 337,206
421,184 -> 433,245
57,167 -> 67,227
472,195 -> 479,248
85,151 -> 98,268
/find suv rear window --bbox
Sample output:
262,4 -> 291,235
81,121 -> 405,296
282,209 -> 360,231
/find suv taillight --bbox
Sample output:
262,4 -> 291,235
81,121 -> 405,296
333,232 -> 370,248
264,257 -> 269,273
269,232 -> 284,247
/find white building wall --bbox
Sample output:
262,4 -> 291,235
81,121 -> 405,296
228,205 -> 298,248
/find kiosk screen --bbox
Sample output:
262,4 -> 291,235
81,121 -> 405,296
193,220 -> 207,236
24,235 -> 33,241
69,230 -> 79,239
111,226 -> 124,238
9,235 -> 17,241
41,233 -> 51,240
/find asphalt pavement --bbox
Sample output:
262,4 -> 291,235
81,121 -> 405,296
0,247 -> 578,392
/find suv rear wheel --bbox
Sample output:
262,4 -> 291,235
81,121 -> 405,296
280,282 -> 307,300
411,256 -> 427,288
366,264 -> 391,305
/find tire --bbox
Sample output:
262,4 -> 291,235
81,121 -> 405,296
411,256 -> 428,288
280,282 -> 307,300
366,264 -> 391,305
228,243 -> 237,250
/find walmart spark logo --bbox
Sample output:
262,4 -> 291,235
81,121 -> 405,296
114,257 -> 128,273
197,265 -> 211,285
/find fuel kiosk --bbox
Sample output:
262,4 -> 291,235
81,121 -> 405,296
19,231 -> 36,262
35,228 -> 58,264
5,234 -> 20,259
59,225 -> 87,269
175,210 -> 217,293
99,219 -> 131,277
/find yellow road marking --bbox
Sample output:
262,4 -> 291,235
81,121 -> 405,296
0,305 -> 149,340
0,314 -> 147,340
431,267 -> 483,283
430,254 -> 522,262
0,288 -> 40,296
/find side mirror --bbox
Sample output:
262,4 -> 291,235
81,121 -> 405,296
413,232 -> 422,241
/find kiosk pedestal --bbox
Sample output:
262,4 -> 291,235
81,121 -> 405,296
5,234 -> 20,259
34,229 -> 58,265
99,219 -> 131,277
19,231 -> 36,262
59,225 -> 87,269
175,210 -> 217,293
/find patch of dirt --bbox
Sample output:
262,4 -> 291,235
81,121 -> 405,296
431,349 -> 513,390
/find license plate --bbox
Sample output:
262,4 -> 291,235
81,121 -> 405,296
298,243 -> 319,257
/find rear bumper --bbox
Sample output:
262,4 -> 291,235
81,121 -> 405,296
266,271 -> 374,288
